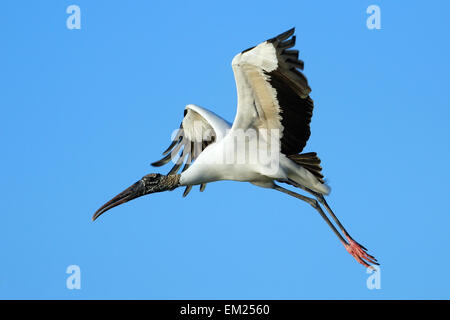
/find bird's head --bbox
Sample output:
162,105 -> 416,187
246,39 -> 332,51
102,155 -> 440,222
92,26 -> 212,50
92,173 -> 180,221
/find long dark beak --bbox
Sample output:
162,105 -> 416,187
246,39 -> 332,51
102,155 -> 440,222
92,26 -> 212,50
92,180 -> 145,221
93,173 -> 180,221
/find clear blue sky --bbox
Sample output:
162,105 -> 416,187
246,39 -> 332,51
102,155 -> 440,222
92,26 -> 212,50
1,1 -> 449,299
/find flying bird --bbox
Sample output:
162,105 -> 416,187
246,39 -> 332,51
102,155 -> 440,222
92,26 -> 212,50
94,28 -> 378,269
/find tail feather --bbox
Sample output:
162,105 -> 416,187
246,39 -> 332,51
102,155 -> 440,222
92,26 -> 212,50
288,152 -> 325,184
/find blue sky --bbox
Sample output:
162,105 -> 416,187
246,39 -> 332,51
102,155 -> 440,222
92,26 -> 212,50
1,1 -> 449,299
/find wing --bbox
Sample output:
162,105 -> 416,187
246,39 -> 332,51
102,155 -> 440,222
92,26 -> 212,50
231,27 -> 313,156
151,104 -> 230,197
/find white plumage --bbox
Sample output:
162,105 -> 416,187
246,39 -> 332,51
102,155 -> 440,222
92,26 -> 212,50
178,104 -> 328,194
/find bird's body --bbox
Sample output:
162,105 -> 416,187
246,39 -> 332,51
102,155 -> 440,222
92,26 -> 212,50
179,105 -> 326,194
94,28 -> 378,269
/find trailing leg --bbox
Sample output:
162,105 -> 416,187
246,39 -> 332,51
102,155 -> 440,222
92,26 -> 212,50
273,184 -> 348,246
283,180 -> 378,268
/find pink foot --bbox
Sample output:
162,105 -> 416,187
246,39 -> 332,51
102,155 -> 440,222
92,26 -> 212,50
343,234 -> 379,269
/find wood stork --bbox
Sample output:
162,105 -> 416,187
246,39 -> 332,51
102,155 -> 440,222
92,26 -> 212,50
93,28 -> 378,269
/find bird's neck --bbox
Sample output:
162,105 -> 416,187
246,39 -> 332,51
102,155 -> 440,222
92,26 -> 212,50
153,174 -> 180,193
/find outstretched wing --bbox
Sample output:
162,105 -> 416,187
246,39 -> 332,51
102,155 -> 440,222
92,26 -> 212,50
231,27 -> 314,156
151,104 -> 230,197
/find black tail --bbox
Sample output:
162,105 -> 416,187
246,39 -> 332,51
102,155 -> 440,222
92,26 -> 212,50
287,152 -> 324,184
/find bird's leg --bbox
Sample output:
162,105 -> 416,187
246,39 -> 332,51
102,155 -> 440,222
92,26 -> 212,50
286,180 -> 378,269
287,180 -> 351,235
273,184 -> 348,246
317,193 -> 378,268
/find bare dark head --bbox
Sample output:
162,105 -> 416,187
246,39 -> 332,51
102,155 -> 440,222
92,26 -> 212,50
92,173 -> 180,221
